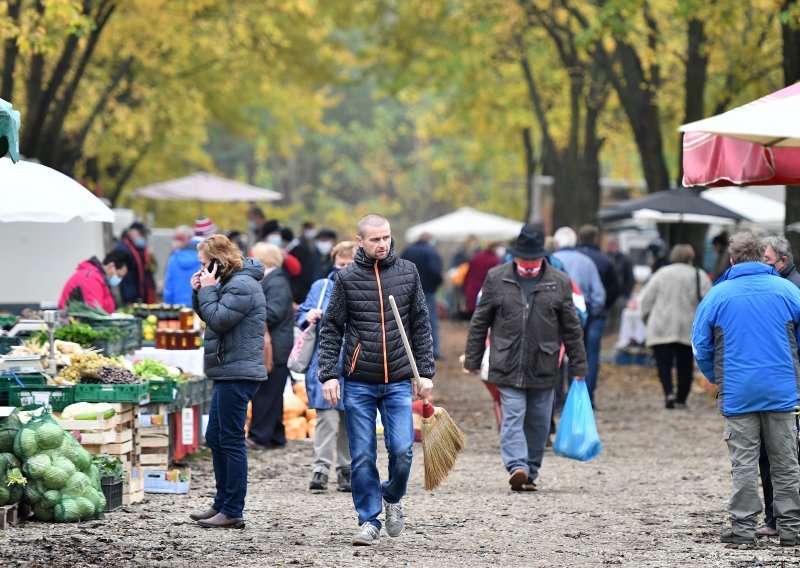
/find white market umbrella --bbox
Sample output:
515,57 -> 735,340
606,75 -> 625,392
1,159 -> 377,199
0,157 -> 114,223
630,208 -> 739,226
133,172 -> 282,202
700,187 -> 785,227
405,207 -> 524,243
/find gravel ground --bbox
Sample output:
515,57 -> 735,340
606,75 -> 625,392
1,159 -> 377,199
4,321 -> 800,567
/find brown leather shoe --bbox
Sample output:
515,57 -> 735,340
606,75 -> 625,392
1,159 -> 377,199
189,507 -> 219,521
756,523 -> 779,538
197,513 -> 245,529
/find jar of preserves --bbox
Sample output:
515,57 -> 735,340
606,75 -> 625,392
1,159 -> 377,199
155,329 -> 167,350
179,309 -> 195,331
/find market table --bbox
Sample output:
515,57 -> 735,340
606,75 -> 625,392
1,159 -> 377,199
125,347 -> 204,376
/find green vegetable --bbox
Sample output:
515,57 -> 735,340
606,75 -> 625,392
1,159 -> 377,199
43,466 -> 69,490
63,472 -> 91,497
91,454 -> 125,482
55,497 -> 80,522
35,421 -> 65,451
15,428 -> 38,458
75,496 -> 96,519
42,489 -> 61,507
24,480 -> 43,504
25,453 -> 51,479
51,456 -> 77,478
93,489 -> 107,513
74,447 -> 92,472
0,485 -> 9,505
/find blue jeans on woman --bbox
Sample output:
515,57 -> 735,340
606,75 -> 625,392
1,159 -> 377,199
205,380 -> 260,518
343,380 -> 414,529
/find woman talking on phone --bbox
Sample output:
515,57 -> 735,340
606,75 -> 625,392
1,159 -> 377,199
189,234 -> 267,529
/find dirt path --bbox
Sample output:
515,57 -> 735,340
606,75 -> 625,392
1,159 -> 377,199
4,321 -> 800,567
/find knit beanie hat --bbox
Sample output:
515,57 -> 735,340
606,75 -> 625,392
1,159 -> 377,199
195,218 -> 217,238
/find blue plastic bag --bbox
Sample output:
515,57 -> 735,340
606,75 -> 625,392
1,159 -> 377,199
553,380 -> 603,461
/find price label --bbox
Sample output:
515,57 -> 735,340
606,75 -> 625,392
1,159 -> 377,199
181,408 -> 195,445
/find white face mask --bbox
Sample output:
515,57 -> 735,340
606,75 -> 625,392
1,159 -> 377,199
303,229 -> 317,240
267,234 -> 283,247
495,247 -> 507,259
316,241 -> 334,255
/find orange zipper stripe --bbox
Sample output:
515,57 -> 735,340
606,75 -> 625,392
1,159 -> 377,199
351,343 -> 362,373
374,261 -> 389,384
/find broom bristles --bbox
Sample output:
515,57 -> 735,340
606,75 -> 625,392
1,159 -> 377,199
421,406 -> 466,491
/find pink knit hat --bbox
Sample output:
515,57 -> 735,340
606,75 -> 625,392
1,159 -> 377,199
195,218 -> 217,237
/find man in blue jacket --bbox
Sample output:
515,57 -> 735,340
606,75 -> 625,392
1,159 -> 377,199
692,231 -> 800,547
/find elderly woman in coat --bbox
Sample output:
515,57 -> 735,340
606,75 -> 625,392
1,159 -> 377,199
249,242 -> 295,450
640,244 -> 711,409
296,241 -> 357,492
189,234 -> 266,528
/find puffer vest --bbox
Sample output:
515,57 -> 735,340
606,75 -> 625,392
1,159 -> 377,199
339,248 -> 418,384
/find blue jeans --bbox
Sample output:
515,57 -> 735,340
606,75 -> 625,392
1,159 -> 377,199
344,380 -> 414,529
205,380 -> 260,518
425,292 -> 441,358
584,315 -> 606,402
497,386 -> 554,482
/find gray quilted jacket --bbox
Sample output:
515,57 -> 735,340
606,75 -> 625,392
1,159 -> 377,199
193,258 -> 268,381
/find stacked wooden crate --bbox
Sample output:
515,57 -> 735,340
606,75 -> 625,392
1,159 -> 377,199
139,404 -> 170,471
57,403 -> 144,505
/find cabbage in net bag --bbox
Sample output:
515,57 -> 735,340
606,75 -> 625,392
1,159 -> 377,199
0,412 -> 21,453
13,410 -> 105,522
0,451 -> 24,506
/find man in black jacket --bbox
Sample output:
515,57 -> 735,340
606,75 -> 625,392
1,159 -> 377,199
464,224 -> 587,492
318,214 -> 434,546
401,232 -> 444,359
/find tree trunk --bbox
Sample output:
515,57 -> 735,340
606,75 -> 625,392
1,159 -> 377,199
522,127 -> 537,223
1,0 -> 22,101
676,18 -> 709,186
783,0 -> 800,254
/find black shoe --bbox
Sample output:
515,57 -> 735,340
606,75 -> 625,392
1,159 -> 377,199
337,469 -> 352,493
665,394 -> 676,409
309,472 -> 328,491
720,529 -> 755,544
781,536 -> 800,547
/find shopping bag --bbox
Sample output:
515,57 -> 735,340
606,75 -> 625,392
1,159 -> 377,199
287,324 -> 317,373
553,380 -> 603,461
287,279 -> 330,373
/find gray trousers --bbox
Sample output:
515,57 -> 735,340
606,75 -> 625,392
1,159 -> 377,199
497,385 -> 554,482
312,409 -> 351,476
724,412 -> 800,541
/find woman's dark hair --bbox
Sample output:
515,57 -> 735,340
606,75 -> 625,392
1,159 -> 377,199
103,250 -> 130,271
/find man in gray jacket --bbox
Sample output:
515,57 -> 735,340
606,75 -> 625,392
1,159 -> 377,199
464,224 -> 587,491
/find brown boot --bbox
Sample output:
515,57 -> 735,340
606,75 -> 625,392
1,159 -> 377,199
197,512 -> 245,529
189,507 -> 219,521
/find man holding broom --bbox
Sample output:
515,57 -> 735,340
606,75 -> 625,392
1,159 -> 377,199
464,223 -> 587,491
318,213 -> 435,546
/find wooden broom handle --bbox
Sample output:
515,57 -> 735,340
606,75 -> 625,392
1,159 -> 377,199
388,295 -> 422,392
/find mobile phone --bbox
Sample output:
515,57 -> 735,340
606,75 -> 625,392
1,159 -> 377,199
206,258 -> 220,274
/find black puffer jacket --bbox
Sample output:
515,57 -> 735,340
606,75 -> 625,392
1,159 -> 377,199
193,258 -> 267,381
262,267 -> 294,365
464,260 -> 587,389
317,247 -> 435,384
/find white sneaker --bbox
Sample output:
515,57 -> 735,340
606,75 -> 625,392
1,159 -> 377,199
384,499 -> 404,537
352,523 -> 381,546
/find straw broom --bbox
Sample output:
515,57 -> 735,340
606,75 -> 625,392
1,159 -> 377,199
389,295 -> 466,490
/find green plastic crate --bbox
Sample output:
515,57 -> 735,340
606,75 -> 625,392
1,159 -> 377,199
9,384 -> 75,412
0,373 -> 47,406
148,379 -> 176,403
74,382 -> 150,404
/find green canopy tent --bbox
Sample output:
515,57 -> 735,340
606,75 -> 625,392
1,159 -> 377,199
0,99 -> 20,163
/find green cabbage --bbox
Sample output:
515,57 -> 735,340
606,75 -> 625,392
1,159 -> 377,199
35,421 -> 64,451
43,466 -> 69,490
55,498 -> 81,522
25,453 -> 51,479
51,456 -> 77,478
34,502 -> 55,521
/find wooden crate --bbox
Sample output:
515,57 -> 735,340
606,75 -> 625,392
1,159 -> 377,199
122,488 -> 145,505
80,427 -> 133,446
127,466 -> 144,493
139,446 -> 169,467
83,439 -> 134,456
0,503 -> 18,530
140,432 -> 169,449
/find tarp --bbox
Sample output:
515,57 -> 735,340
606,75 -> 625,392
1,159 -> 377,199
405,207 -> 524,243
700,187 -> 784,227
0,157 -> 114,223
598,189 -> 746,225
133,172 -> 282,202
0,98 -> 20,163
